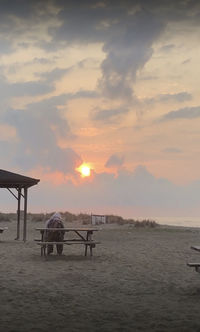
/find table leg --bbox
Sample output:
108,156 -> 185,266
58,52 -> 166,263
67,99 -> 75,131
87,231 -> 93,257
41,244 -> 47,257
84,244 -> 87,256
90,244 -> 93,256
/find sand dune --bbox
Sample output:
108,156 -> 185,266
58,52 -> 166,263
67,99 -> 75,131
1,221 -> 200,331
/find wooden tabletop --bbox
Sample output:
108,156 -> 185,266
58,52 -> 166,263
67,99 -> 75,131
36,227 -> 99,232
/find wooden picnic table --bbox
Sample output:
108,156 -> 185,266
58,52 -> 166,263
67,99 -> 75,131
191,246 -> 200,252
35,227 -> 100,257
187,246 -> 200,272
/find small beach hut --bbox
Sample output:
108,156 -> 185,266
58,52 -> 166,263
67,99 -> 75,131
0,169 -> 40,241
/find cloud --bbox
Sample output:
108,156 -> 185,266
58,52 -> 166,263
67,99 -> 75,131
182,58 -> 191,65
92,107 -> 129,123
105,154 -> 124,168
37,67 -> 71,82
139,75 -> 159,81
159,106 -> 200,122
53,1 -> 200,103
158,92 -> 192,103
72,90 -> 98,99
0,66 -> 72,105
162,148 -> 182,154
2,96 -> 82,173
159,44 -> 175,53
145,92 -> 192,105
0,74 -> 53,100
98,9 -> 164,99
0,65 -> 97,107
28,165 -> 200,217
0,1 -> 60,51
0,0 -> 199,104
0,0 -> 200,217
0,38 -> 14,54
47,1 -> 200,101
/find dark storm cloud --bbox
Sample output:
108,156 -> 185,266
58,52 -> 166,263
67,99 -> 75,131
99,10 -> 164,99
159,106 -> 200,122
0,1 -> 56,50
0,0 -> 199,101
51,0 -> 200,44
0,0 -> 41,17
47,0 -> 200,100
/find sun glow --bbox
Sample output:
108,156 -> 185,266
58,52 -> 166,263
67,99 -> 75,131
76,163 -> 91,177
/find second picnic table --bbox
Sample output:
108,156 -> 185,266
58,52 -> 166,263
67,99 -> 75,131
35,227 -> 100,257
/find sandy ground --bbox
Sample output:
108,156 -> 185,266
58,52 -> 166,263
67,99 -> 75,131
1,221 -> 200,332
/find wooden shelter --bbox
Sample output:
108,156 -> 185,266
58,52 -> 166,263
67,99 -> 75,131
0,169 -> 40,241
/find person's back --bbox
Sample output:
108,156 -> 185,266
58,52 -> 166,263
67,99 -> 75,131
45,212 -> 65,255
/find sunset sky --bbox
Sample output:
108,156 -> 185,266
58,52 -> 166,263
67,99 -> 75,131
0,0 -> 200,217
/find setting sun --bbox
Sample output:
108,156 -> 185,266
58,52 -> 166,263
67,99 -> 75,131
76,163 -> 91,177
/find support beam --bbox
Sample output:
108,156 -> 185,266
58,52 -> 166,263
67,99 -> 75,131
7,188 -> 18,200
23,187 -> 28,242
16,188 -> 21,240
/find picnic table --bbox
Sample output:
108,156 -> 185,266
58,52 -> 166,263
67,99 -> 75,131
35,227 -> 100,257
187,246 -> 200,272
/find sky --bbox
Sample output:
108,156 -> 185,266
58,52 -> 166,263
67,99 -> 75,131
0,0 -> 200,218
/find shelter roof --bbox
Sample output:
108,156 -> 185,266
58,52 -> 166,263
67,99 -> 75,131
0,169 -> 40,188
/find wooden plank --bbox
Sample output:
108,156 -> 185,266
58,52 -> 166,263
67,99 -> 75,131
36,227 -> 99,232
187,263 -> 200,267
37,241 -> 100,245
37,240 -> 100,257
187,262 -> 200,273
36,239 -> 100,242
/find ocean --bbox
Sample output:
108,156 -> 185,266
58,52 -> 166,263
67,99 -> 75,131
152,216 -> 200,228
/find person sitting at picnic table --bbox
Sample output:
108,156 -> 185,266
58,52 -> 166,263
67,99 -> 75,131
44,212 -> 65,255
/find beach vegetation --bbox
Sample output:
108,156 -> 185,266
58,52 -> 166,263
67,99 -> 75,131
0,211 -> 158,227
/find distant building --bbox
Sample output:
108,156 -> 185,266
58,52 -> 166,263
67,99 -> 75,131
91,214 -> 106,225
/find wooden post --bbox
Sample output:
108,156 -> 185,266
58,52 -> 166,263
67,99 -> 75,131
23,187 -> 28,242
16,188 -> 21,240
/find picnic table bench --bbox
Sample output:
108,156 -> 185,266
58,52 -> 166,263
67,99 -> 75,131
35,227 -> 100,257
187,246 -> 200,273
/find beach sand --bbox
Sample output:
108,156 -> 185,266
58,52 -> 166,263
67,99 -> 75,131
1,220 -> 200,332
